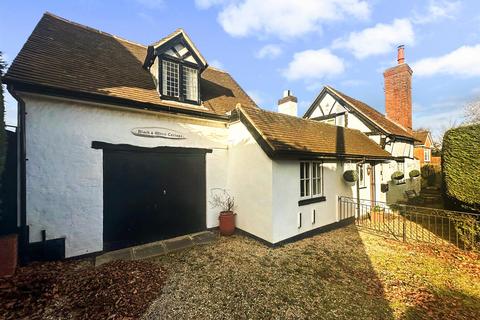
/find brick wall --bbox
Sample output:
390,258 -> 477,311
384,63 -> 413,133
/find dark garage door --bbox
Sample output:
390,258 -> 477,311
102,146 -> 207,251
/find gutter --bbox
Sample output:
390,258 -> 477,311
2,78 -> 231,123
7,84 -> 28,265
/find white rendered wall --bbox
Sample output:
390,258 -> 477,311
271,160 -> 358,243
227,122 -> 273,242
22,94 -> 230,257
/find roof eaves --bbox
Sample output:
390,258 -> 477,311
4,77 -> 230,122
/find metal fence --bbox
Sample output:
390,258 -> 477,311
338,196 -> 480,251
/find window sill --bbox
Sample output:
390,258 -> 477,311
298,196 -> 326,206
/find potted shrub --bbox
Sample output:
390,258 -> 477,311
409,169 -> 420,179
210,189 -> 236,236
343,170 -> 358,186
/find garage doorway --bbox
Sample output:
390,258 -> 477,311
93,142 -> 210,251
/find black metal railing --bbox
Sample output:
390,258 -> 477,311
338,196 -> 480,251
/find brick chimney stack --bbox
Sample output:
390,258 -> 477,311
384,45 -> 412,133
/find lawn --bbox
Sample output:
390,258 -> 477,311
143,226 -> 480,320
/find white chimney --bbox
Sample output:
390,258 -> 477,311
278,90 -> 298,117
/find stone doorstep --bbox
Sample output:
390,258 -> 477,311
94,231 -> 217,267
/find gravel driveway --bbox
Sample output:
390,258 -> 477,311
142,225 -> 480,320
142,226 -> 393,320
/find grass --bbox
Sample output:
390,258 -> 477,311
143,225 -> 480,320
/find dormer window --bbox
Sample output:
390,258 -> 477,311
144,29 -> 207,105
160,58 -> 199,104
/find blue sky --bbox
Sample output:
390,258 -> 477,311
2,0 -> 480,137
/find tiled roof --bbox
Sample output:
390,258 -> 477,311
3,13 -> 256,116
238,106 -> 392,159
324,86 -> 413,139
413,130 -> 429,145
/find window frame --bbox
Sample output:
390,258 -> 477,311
299,161 -> 325,205
158,55 -> 201,105
424,148 -> 431,162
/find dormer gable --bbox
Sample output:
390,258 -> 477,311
143,29 -> 207,105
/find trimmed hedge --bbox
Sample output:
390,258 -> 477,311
442,124 -> 480,212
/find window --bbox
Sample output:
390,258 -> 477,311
162,60 -> 179,97
424,148 -> 431,162
300,161 -> 323,199
358,164 -> 367,188
183,66 -> 198,101
161,58 -> 199,103
300,162 -> 310,198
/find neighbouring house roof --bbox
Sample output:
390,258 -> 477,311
3,12 -> 256,118
237,106 -> 393,160
413,130 -> 430,146
305,86 -> 413,139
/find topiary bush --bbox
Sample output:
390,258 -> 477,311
409,169 -> 420,178
343,170 -> 358,183
442,124 -> 480,213
391,171 -> 404,181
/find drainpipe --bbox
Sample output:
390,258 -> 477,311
7,84 -> 28,265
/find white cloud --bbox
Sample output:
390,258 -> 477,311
216,0 -> 370,39
282,49 -> 345,81
209,59 -> 224,69
255,44 -> 282,59
412,0 -> 461,24
412,44 -> 480,77
134,0 -> 165,9
195,0 -> 225,9
332,19 -> 414,59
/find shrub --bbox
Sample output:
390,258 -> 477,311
421,164 -> 435,179
409,169 -> 420,178
391,171 -> 404,181
343,170 -> 358,183
442,124 -> 480,213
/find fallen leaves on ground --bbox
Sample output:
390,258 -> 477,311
0,259 -> 166,320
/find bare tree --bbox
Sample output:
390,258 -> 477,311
464,99 -> 480,124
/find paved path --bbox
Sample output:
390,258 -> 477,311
95,231 -> 217,266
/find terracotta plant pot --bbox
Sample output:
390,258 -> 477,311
0,234 -> 18,277
219,211 -> 236,236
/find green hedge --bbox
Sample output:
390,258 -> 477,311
442,124 -> 480,212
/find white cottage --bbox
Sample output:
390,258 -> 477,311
4,13 -> 400,259
304,46 -> 420,204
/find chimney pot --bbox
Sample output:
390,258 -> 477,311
397,45 -> 405,64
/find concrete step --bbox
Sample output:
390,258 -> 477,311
95,231 -> 217,267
